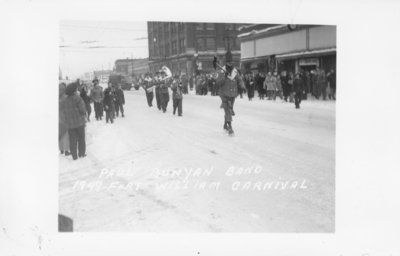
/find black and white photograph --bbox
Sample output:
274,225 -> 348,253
2,0 -> 400,255
58,21 -> 336,232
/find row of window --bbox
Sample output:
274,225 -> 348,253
150,22 -> 237,35
150,22 -> 185,34
195,23 -> 236,31
150,38 -> 186,57
195,37 -> 238,51
150,35 -> 238,57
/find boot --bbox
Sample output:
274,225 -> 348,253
227,122 -> 234,135
223,121 -> 228,131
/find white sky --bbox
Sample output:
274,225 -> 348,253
59,20 -> 148,79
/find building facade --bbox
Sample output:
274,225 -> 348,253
114,58 -> 150,78
147,22 -> 246,76
238,24 -> 336,74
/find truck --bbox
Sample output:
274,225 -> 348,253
108,74 -> 132,91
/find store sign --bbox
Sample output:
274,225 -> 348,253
299,58 -> 319,66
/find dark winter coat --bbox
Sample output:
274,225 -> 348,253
115,88 -> 125,105
61,94 -> 86,129
293,77 -> 304,93
216,68 -> 245,98
80,88 -> 91,105
103,87 -> 116,109
59,94 -> 68,140
159,79 -> 171,94
327,72 -> 336,89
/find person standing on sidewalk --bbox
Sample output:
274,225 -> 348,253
327,69 -> 336,100
264,71 -> 275,100
80,84 -> 92,122
103,82 -> 116,123
59,83 -> 70,156
274,72 -> 283,101
114,83 -> 125,117
61,82 -> 87,160
90,78 -> 104,120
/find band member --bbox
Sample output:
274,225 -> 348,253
90,78 -> 104,120
215,53 -> 245,135
143,73 -> 154,107
154,72 -> 162,110
114,83 -> 125,117
171,76 -> 183,116
159,66 -> 172,113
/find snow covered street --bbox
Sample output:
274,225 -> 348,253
59,89 -> 335,232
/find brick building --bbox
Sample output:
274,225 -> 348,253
114,58 -> 149,77
147,22 -> 246,76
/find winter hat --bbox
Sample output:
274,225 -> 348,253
65,82 -> 78,96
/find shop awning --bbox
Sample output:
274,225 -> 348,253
275,48 -> 336,60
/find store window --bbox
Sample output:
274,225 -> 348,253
205,38 -> 216,50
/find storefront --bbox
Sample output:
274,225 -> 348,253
239,25 -> 336,74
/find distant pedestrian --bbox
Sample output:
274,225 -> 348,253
281,71 -> 289,101
274,72 -> 283,100
264,72 -> 275,100
103,82 -> 116,123
293,73 -> 305,109
90,78 -> 104,120
59,83 -> 70,156
115,84 -> 125,117
181,74 -> 189,94
288,72 -> 294,102
327,69 -> 336,100
61,82 -> 87,160
80,84 -> 92,122
245,73 -> 255,101
318,69 -> 328,100
256,72 -> 266,100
